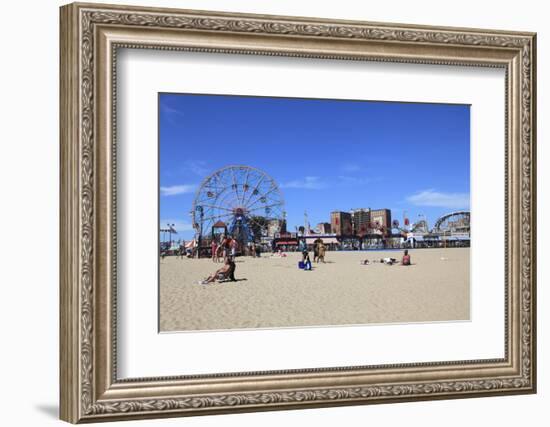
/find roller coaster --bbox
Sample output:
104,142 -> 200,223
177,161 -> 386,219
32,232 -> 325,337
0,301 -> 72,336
431,210 -> 470,234
404,210 -> 470,248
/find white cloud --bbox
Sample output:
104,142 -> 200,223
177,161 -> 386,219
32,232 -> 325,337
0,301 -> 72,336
160,103 -> 185,118
337,175 -> 374,186
280,174 -> 375,190
183,160 -> 209,177
160,184 -> 196,196
406,189 -> 470,209
280,176 -> 327,190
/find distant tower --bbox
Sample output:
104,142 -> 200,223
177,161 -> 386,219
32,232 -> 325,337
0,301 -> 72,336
304,210 -> 311,236
403,210 -> 410,231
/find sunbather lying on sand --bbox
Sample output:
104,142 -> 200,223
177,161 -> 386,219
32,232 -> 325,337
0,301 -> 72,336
361,257 -> 398,265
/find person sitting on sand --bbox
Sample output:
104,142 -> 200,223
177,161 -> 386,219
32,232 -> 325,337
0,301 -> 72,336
401,250 -> 411,266
274,247 -> 287,257
200,258 -> 236,284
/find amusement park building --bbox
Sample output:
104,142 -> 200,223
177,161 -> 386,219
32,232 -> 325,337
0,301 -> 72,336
330,211 -> 353,236
350,208 -> 371,236
316,222 -> 332,234
370,209 -> 392,235
267,218 -> 287,237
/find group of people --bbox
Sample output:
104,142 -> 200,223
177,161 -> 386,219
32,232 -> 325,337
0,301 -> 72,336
200,239 -> 412,284
176,243 -> 193,259
210,236 -> 238,263
361,250 -> 412,266
199,236 -> 240,285
298,239 -> 323,261
248,242 -> 262,258
211,236 -> 266,262
297,238 -> 328,271
201,236 -> 263,285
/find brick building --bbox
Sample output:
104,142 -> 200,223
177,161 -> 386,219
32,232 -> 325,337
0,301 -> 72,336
370,208 -> 392,235
316,222 -> 332,234
330,211 -> 353,236
350,208 -> 371,236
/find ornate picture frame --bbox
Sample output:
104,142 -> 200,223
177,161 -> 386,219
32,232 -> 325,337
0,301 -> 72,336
60,2 -> 536,423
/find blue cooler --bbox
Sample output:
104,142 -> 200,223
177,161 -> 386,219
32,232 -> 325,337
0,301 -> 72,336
298,261 -> 305,269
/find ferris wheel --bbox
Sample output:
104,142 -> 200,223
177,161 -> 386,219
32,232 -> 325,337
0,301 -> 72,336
191,165 -> 285,243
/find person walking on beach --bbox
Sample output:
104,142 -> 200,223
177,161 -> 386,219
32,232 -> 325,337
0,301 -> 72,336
230,238 -> 238,261
304,254 -> 312,270
178,241 -> 185,259
401,249 -> 411,266
250,242 -> 256,258
299,238 -> 308,262
313,238 -> 322,263
317,242 -> 326,263
216,242 -> 224,261
211,239 -> 218,263
220,235 -> 231,260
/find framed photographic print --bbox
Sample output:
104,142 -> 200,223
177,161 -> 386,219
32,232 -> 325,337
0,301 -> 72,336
60,2 -> 537,423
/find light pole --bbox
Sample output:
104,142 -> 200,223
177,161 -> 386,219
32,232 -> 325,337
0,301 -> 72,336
419,214 -> 428,232
167,223 -> 175,247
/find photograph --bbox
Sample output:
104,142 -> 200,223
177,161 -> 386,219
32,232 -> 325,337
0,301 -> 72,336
57,3 -> 536,422
158,93 -> 471,332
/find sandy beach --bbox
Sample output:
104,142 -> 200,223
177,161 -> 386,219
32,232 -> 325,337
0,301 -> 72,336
159,248 -> 470,332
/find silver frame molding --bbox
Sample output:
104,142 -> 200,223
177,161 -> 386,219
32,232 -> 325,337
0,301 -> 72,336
60,2 -> 537,423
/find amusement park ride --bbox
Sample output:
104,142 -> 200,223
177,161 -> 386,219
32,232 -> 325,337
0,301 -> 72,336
184,164 -> 470,249
385,211 -> 470,238
400,211 -> 470,247
191,165 -> 286,246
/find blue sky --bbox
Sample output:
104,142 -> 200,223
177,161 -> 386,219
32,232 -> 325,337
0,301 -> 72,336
159,93 -> 470,240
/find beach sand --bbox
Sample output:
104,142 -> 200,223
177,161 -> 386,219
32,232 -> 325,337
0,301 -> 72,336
160,248 -> 470,332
